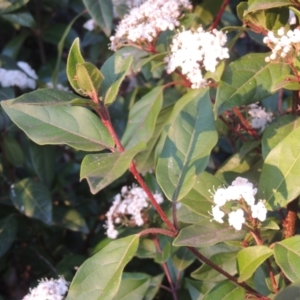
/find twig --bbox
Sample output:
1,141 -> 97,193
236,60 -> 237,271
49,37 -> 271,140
210,0 -> 230,30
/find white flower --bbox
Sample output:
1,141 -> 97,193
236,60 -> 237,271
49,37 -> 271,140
213,187 -> 227,206
46,82 -> 70,91
289,10 -> 297,25
210,205 -> 225,223
104,185 -> 163,238
83,19 -> 96,31
165,27 -> 229,89
22,276 -> 68,300
251,201 -> 267,222
248,103 -> 273,132
110,0 -> 192,51
228,209 -> 245,230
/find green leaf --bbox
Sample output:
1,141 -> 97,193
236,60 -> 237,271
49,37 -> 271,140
113,273 -> 150,300
245,0 -> 292,14
0,11 -> 36,28
100,54 -> 133,105
144,274 -> 164,300
237,246 -> 273,282
192,252 -> 238,282
172,246 -> 196,271
29,143 -> 55,187
76,62 -> 104,97
203,281 -> 245,300
3,135 -> 24,166
173,219 -> 247,247
80,142 -> 146,194
83,0 -> 113,36
1,32 -> 29,59
261,115 -> 298,159
156,88 -> 218,201
274,280 -> 300,300
186,278 -> 214,300
1,89 -> 114,152
274,236 -> 300,282
66,234 -> 139,300
214,53 -> 291,116
53,206 -> 89,233
259,126 -> 300,209
66,38 -> 85,93
0,215 -> 17,257
177,204 -> 204,224
10,178 -> 52,225
0,0 -> 29,14
121,87 -> 163,150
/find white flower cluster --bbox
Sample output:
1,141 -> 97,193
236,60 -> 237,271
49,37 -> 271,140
23,276 -> 68,300
105,185 -> 164,239
165,27 -> 229,89
248,103 -> 273,132
210,177 -> 267,230
110,0 -> 192,51
0,61 -> 38,89
263,27 -> 300,62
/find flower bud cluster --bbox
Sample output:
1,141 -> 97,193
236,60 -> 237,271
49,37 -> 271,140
210,177 -> 267,230
109,0 -> 192,51
263,27 -> 300,62
105,185 -> 163,239
23,276 -> 68,300
248,103 -> 273,132
0,61 -> 38,90
165,27 -> 229,89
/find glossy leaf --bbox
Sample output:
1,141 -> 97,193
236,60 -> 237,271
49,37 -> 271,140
173,219 -> 247,247
186,278 -> 214,300
0,0 -> 29,14
172,246 -> 196,271
80,142 -> 146,194
113,273 -> 150,300
203,281 -> 245,300
259,126 -> 300,209
261,115 -> 298,159
121,87 -> 163,150
76,62 -> 104,96
66,38 -> 85,93
1,11 -> 36,28
53,206 -> 89,233
144,274 -> 164,300
1,89 -> 114,152
177,204 -> 204,224
66,234 -> 139,300
214,53 -> 290,116
245,0 -> 292,14
192,252 -> 238,282
0,215 -> 17,257
274,236 -> 300,282
157,88 -> 218,201
29,143 -> 55,187
83,0 -> 113,37
100,53 -> 133,105
237,246 -> 273,282
10,178 -> 52,225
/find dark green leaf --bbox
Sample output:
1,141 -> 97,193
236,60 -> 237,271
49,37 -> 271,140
80,142 -> 146,194
274,236 -> 300,282
186,278 -> 214,300
173,219 -> 247,247
0,11 -> 36,28
66,235 -> 139,300
3,135 -> 24,166
203,281 -> 245,300
1,32 -> 29,59
53,206 -> 89,233
121,87 -> 163,150
259,126 -> 300,209
214,53 -> 291,116
0,215 -> 17,257
83,0 -> 113,36
100,53 -> 133,105
274,280 -> 300,300
0,0 -> 29,14
144,274 -> 164,300
1,89 -> 114,151
157,88 -> 218,201
10,178 -> 52,224
237,246 -> 273,282
172,246 -> 196,271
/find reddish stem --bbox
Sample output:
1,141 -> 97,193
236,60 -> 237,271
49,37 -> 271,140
219,115 -> 248,142
210,0 -> 230,30
153,236 -> 178,300
139,228 -> 177,237
233,107 -> 260,140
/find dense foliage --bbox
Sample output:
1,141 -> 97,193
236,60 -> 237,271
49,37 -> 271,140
1,0 -> 300,299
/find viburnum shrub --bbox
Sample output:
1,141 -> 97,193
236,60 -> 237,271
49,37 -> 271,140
2,0 -> 300,299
